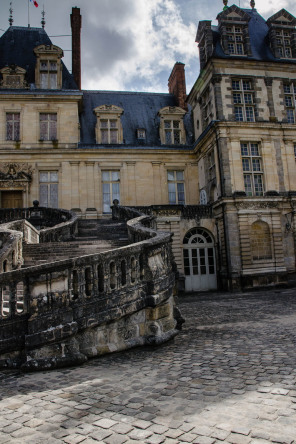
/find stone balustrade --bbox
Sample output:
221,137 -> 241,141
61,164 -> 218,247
0,212 -> 179,371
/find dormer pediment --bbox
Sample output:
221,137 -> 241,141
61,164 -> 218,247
217,5 -> 251,23
158,106 -> 186,117
34,44 -> 64,58
267,9 -> 296,27
94,105 -> 124,116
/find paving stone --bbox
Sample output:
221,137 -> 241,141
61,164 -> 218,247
93,418 -> 117,428
104,433 -> 128,444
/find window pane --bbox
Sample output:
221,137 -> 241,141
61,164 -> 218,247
50,172 -> 58,182
235,106 -> 243,121
101,120 -> 108,128
232,80 -> 240,90
168,182 -> 176,204
233,93 -> 242,104
102,171 -> 110,181
177,183 -> 185,204
254,175 -> 263,195
246,107 -> 254,122
39,184 -> 48,207
250,143 -> 259,156
110,130 -> 118,143
111,171 -> 119,181
50,183 -> 58,208
241,143 -> 249,156
101,130 -> 108,143
40,172 -> 49,182
176,171 -> 184,181
40,73 -> 48,89
244,174 -> 252,196
165,130 -> 171,144
164,120 -> 171,129
112,183 -> 120,201
49,73 -> 57,89
252,158 -> 261,171
110,120 -> 117,128
167,171 -> 175,181
287,109 -> 295,123
242,158 -> 250,171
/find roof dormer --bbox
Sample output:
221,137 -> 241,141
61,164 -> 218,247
217,5 -> 252,57
34,44 -> 64,89
0,64 -> 27,89
266,9 -> 296,59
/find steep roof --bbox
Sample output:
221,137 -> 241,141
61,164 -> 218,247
213,8 -> 296,63
0,26 -> 78,89
80,90 -> 193,147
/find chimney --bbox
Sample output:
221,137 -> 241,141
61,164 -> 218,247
70,7 -> 82,89
168,62 -> 187,111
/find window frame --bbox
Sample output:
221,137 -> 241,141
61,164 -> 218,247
167,170 -> 185,205
158,106 -> 186,145
232,79 -> 255,122
101,170 -> 120,213
39,170 -> 59,208
6,112 -> 20,141
94,105 -> 124,144
39,112 -> 58,141
284,82 -> 296,123
241,142 -> 264,196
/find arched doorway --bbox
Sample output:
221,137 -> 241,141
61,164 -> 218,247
183,228 -> 217,292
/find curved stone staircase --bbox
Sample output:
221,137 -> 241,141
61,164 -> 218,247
22,219 -> 129,267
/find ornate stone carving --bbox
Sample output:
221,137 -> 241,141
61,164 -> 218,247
0,163 -> 33,190
235,201 -> 279,210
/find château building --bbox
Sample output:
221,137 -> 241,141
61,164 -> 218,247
1,1 -> 296,292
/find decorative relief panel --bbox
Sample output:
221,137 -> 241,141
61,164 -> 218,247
0,163 -> 33,189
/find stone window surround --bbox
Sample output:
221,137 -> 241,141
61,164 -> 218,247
39,112 -> 58,142
94,105 -> 124,145
34,44 -> 63,90
2,107 -> 22,142
241,141 -> 264,196
158,106 -> 186,145
283,80 -> 296,123
232,78 -> 256,122
166,169 -> 185,205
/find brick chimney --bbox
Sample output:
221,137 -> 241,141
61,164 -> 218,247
168,62 -> 187,111
70,7 -> 82,89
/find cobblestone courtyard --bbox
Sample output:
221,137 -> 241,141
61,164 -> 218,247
0,288 -> 296,444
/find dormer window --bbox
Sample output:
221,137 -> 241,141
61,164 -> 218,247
216,5 -> 252,57
34,45 -> 63,89
94,105 -> 124,144
267,9 -> 296,59
137,129 -> 146,140
226,25 -> 244,55
0,65 -> 27,89
158,106 -> 186,145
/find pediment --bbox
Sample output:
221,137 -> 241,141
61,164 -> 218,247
267,9 -> 296,27
158,106 -> 186,116
217,5 -> 251,22
94,105 -> 124,115
34,44 -> 64,57
0,65 -> 26,75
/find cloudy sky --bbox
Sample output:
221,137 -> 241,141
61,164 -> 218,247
1,0 -> 296,93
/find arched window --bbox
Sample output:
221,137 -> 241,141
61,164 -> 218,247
200,189 -> 208,205
251,220 -> 272,261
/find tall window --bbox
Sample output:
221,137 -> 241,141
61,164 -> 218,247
40,60 -> 57,89
241,142 -> 264,196
100,119 -> 119,144
40,113 -> 57,141
208,150 -> 216,180
284,83 -> 296,123
276,30 -> 292,58
226,25 -> 244,55
232,79 -> 255,122
165,120 -> 181,144
6,113 -> 20,141
102,171 -> 120,213
167,170 -> 185,204
251,221 -> 272,261
39,171 -> 58,208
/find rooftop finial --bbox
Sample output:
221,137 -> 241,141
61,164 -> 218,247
223,0 -> 228,11
9,1 -> 13,27
41,5 -> 46,29
250,0 -> 255,8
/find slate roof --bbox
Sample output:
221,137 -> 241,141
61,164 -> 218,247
212,8 -> 296,64
80,91 -> 193,147
0,26 -> 78,89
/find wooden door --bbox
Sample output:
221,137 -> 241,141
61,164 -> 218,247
1,191 -> 23,208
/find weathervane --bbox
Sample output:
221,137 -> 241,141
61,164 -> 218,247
250,0 -> 255,8
223,0 -> 228,11
9,2 -> 13,27
41,5 -> 46,29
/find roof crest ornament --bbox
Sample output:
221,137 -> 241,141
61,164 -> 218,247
250,0 -> 255,9
9,1 -> 13,27
41,5 -> 46,29
223,0 -> 228,11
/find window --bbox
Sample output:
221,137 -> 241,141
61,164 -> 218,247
102,171 -> 120,213
241,142 -> 264,196
40,113 -> 57,141
275,30 -> 292,58
100,119 -> 119,144
208,150 -> 216,180
158,106 -> 186,145
226,25 -> 244,55
34,45 -> 63,90
39,171 -> 58,208
165,120 -> 182,144
40,60 -> 57,89
137,129 -> 146,140
284,83 -> 296,123
167,170 -> 185,204
6,113 -> 20,141
232,79 -> 255,122
94,105 -> 124,144
0,65 -> 27,89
